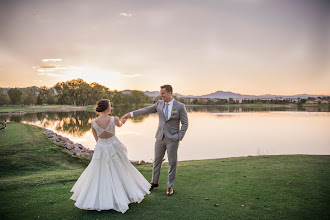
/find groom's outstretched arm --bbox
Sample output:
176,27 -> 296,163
131,101 -> 159,117
179,105 -> 188,141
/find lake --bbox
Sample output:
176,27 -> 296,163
1,105 -> 329,162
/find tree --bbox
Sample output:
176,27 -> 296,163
45,78 -> 150,106
215,99 -> 228,105
130,90 -> 150,106
173,95 -> 186,104
0,89 -> 11,105
7,88 -> 22,105
23,93 -> 37,105
110,91 -> 124,106
37,94 -> 43,105
38,86 -> 55,104
23,88 -> 37,105
54,79 -> 90,105
90,82 -> 111,105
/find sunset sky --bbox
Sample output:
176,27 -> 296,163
0,0 -> 329,96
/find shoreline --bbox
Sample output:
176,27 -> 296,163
0,106 -> 89,116
0,103 -> 329,116
42,127 -> 94,159
42,127 -> 148,165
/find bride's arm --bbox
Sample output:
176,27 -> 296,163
115,116 -> 126,127
91,122 -> 98,142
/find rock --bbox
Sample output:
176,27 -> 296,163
42,128 -> 93,160
140,160 -> 145,164
66,144 -> 73,150
130,160 -> 139,165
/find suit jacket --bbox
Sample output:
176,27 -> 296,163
132,99 -> 188,142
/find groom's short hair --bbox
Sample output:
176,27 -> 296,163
161,85 -> 173,94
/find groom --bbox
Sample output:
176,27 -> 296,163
123,85 -> 188,196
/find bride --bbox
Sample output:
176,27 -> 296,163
70,99 -> 150,213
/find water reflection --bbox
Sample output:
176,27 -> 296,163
1,106 -> 329,162
1,105 -> 329,135
0,106 -> 151,137
186,105 -> 330,113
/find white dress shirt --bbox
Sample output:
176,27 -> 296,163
130,98 -> 174,120
163,98 -> 174,120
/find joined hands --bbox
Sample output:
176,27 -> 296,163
120,113 -> 131,124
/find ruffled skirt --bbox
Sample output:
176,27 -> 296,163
70,136 -> 150,213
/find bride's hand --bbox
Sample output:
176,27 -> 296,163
123,113 -> 130,119
121,117 -> 127,124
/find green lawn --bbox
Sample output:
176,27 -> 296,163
0,105 -> 92,113
0,123 -> 329,219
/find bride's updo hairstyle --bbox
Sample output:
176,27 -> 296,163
95,99 -> 110,112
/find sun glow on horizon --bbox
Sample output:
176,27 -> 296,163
1,1 -> 329,96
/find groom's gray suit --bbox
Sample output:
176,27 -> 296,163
132,99 -> 188,187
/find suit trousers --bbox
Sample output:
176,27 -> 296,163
151,136 -> 179,188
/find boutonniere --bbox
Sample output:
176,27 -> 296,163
171,109 -> 177,115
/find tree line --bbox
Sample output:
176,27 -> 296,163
2,79 -> 327,107
0,79 -> 151,107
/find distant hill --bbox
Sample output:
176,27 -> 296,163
1,87 -> 328,99
143,91 -> 195,98
121,90 -> 132,94
141,90 -> 329,99
200,91 -> 257,99
144,91 -> 159,97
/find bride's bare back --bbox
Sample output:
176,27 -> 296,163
92,116 -> 124,141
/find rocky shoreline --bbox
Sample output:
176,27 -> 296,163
42,127 -> 148,165
42,128 -> 94,159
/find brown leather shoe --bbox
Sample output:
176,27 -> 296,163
150,183 -> 159,190
166,187 -> 174,196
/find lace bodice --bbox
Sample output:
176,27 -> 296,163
92,117 -> 115,138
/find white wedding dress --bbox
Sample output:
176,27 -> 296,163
70,117 -> 150,213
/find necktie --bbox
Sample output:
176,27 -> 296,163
165,103 -> 169,120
